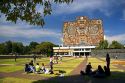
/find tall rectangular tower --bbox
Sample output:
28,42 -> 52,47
63,16 -> 104,46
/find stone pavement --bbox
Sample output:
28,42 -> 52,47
70,58 -> 87,75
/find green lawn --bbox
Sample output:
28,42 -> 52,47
1,57 -> 125,83
23,57 -> 84,77
0,65 -> 23,72
88,57 -> 124,72
54,57 -> 84,75
0,57 -> 84,83
0,57 -> 84,81
87,57 -> 125,79
0,58 -> 32,65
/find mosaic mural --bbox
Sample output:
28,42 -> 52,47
63,16 -> 104,46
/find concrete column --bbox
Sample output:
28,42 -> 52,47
84,52 -> 85,56
69,51 -> 70,56
79,52 -> 80,57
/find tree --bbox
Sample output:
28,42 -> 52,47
109,40 -> 124,49
97,40 -> 109,49
23,46 -> 30,54
0,43 -> 6,54
12,42 -> 24,54
4,40 -> 12,54
33,42 -> 55,56
29,41 -> 39,49
0,0 -> 73,27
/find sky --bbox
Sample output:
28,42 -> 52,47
0,0 -> 125,45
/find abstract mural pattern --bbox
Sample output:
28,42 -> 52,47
63,16 -> 104,46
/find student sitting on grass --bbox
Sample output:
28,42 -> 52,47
93,65 -> 105,78
80,62 -> 92,75
104,66 -> 111,76
29,60 -> 35,73
29,60 -> 34,66
35,63 -> 41,73
45,68 -> 49,74
24,64 -> 31,73
41,63 -> 46,73
85,62 -> 92,75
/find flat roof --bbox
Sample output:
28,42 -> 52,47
53,46 -> 96,49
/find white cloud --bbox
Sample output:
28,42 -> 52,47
105,34 -> 125,44
53,0 -> 123,16
0,14 -> 61,39
0,25 -> 61,39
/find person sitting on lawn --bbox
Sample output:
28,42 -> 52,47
35,63 -> 41,73
45,68 -> 49,74
29,60 -> 35,72
41,63 -> 46,73
80,62 -> 92,75
85,62 -> 92,75
29,60 -> 34,66
24,64 -> 31,73
104,66 -> 110,76
93,65 -> 105,78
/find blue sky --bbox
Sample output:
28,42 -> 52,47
0,0 -> 125,45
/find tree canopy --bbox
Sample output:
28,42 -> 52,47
0,0 -> 73,27
109,40 -> 124,49
96,40 -> 124,49
0,41 -> 56,56
97,40 -> 109,49
32,42 -> 55,56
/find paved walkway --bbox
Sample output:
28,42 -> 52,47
70,58 -> 87,75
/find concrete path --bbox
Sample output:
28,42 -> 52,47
70,58 -> 87,75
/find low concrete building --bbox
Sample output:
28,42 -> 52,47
53,46 -> 95,57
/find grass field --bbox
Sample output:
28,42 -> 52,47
87,57 -> 124,72
0,57 -> 125,83
0,58 -> 33,72
0,57 -> 84,73
87,57 -> 125,79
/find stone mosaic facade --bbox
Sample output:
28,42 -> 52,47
63,16 -> 104,46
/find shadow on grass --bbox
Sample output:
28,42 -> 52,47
32,71 -> 125,83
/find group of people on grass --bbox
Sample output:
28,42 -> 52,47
24,55 -> 63,74
24,59 -> 53,74
81,53 -> 111,78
